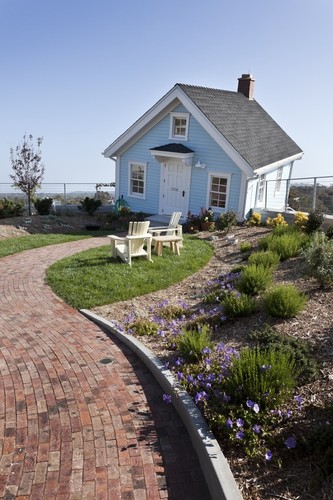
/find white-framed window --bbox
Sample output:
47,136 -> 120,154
208,173 -> 230,209
275,166 -> 283,194
128,162 -> 146,198
257,174 -> 266,202
169,112 -> 190,140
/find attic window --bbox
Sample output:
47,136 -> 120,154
169,112 -> 189,141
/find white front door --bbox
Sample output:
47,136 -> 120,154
160,161 -> 191,215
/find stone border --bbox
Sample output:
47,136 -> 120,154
80,309 -> 242,500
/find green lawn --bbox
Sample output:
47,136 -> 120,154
46,235 -> 213,309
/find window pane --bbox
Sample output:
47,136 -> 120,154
209,175 -> 228,208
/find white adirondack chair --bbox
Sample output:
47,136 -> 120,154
148,212 -> 183,245
108,221 -> 152,266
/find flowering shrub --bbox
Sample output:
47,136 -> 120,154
247,211 -> 262,226
294,211 -> 308,231
119,206 -> 131,218
266,213 -> 288,227
199,207 -> 214,222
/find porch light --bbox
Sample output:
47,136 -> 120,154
195,161 -> 206,169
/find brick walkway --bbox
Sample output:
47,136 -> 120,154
0,238 -> 210,499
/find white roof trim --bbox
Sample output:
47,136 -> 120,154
150,149 -> 194,166
253,152 -> 304,175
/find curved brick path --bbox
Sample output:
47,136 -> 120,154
0,238 -> 210,499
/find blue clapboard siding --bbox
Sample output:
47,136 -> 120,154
117,103 -> 243,215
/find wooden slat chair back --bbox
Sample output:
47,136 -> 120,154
108,221 -> 152,266
148,212 -> 183,246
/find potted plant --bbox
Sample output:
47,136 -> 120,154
199,207 -> 215,231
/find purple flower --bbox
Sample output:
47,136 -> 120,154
163,394 -> 172,404
194,391 -> 208,404
246,399 -> 254,408
253,403 -> 260,414
177,371 -> 184,381
265,450 -> 273,461
225,419 -> 233,429
187,374 -> 195,384
236,418 -> 244,428
294,395 -> 303,409
284,436 -> 296,449
252,424 -> 261,434
260,364 -> 271,371
175,357 -> 184,366
236,430 -> 245,440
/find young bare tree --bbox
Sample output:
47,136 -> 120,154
10,134 -> 45,216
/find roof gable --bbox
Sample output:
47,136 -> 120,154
103,82 -> 303,172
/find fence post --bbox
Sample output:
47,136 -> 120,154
312,178 -> 317,210
64,183 -> 67,203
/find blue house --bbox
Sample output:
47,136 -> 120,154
103,74 -> 303,220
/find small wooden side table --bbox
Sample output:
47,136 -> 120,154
152,235 -> 183,256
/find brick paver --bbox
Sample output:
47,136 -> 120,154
0,238 -> 210,499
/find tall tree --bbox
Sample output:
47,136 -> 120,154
10,134 -> 45,216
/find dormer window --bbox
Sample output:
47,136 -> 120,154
169,112 -> 190,141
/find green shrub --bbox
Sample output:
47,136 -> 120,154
225,346 -> 299,409
263,284 -> 307,318
304,209 -> 324,234
325,224 -> 333,239
222,291 -> 257,320
240,241 -> 253,253
79,196 -> 102,215
34,197 -> 53,215
0,198 -> 24,218
128,318 -> 159,336
258,231 -> 307,260
157,304 -> 188,320
237,264 -> 273,295
248,250 -> 280,270
176,325 -> 212,362
215,211 -> 237,232
249,324 -> 319,384
302,231 -> 333,287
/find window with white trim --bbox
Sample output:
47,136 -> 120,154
208,174 -> 229,209
258,174 -> 265,202
128,162 -> 146,198
275,167 -> 283,194
169,112 -> 189,140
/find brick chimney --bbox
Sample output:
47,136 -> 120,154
237,74 -> 255,99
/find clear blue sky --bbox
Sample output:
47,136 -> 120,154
1,0 -> 332,184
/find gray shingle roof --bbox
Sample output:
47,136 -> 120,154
177,84 -> 303,170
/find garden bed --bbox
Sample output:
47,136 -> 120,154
92,225 -> 333,500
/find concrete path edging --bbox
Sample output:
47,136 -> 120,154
80,309 -> 243,500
